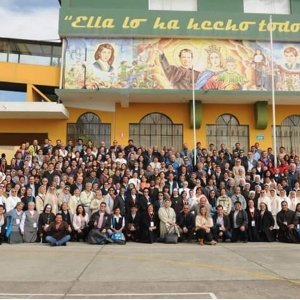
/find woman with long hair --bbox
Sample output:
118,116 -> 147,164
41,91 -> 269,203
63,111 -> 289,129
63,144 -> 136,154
195,205 -> 216,246
72,204 -> 89,242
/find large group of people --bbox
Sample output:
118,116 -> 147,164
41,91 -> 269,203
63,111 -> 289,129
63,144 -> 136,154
0,138 -> 300,247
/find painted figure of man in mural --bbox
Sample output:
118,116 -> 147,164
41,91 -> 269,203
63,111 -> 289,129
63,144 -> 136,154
158,43 -> 200,90
283,47 -> 300,71
251,49 -> 267,90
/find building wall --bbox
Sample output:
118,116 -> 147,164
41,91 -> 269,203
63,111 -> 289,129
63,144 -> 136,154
0,104 -> 299,152
0,62 -> 60,87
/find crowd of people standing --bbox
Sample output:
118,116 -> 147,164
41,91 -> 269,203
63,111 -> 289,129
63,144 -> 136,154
0,138 -> 299,247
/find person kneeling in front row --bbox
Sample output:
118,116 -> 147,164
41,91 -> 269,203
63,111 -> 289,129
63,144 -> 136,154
44,213 -> 72,246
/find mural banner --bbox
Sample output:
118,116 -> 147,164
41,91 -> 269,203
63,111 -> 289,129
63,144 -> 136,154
64,38 -> 300,91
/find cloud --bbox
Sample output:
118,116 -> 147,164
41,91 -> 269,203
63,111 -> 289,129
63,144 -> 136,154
0,4 -> 60,41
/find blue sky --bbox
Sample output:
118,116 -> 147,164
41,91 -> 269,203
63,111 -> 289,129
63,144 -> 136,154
0,0 -> 60,41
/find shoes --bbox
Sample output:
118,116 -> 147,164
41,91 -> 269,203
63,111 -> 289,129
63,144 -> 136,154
62,243 -> 67,246
50,242 -> 57,247
198,239 -> 204,246
205,240 -> 217,246
244,240 -> 248,243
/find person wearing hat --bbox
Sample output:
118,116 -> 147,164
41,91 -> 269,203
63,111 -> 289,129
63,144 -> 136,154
229,200 -> 248,243
57,185 -> 71,208
158,198 -> 178,240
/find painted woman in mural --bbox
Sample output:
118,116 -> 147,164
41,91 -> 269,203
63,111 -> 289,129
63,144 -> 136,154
195,45 -> 225,90
93,43 -> 115,72
251,49 -> 267,90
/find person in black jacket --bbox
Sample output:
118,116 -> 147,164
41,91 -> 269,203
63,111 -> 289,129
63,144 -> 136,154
88,202 -> 112,244
212,205 -> 232,242
177,204 -> 195,242
0,205 -> 6,244
126,206 -> 141,242
229,201 -> 248,243
246,199 -> 260,242
139,204 -> 159,243
257,202 -> 275,242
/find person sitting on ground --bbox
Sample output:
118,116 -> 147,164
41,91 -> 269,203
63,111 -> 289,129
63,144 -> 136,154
72,204 -> 90,242
88,202 -> 112,244
44,213 -> 72,246
212,205 -> 232,242
195,205 -> 217,246
276,200 -> 300,243
177,204 -> 195,243
126,205 -> 141,242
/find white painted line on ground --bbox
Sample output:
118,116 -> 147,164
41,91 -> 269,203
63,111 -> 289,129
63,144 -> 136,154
0,292 -> 217,298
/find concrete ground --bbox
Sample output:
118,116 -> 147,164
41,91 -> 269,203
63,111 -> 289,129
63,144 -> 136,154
0,241 -> 299,299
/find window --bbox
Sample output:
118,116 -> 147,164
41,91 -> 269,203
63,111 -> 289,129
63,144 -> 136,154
244,0 -> 290,14
149,0 -> 197,11
67,113 -> 111,147
206,114 -> 249,152
274,115 -> 300,154
129,113 -> 183,150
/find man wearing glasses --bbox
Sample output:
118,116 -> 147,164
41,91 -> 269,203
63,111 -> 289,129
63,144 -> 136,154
88,202 -> 112,244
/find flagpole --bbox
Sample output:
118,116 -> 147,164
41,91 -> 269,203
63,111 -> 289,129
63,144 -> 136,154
270,15 -> 277,168
192,65 -> 197,167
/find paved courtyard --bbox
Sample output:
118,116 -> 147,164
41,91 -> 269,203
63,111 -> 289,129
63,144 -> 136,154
0,242 -> 299,299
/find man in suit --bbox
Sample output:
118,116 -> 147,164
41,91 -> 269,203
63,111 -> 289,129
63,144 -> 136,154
25,175 -> 39,197
113,187 -> 126,216
177,204 -> 195,243
126,206 -> 141,242
212,205 -> 232,242
283,46 -> 300,70
165,173 -> 179,195
229,200 -> 248,243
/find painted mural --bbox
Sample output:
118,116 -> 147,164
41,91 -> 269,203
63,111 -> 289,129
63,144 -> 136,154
64,38 -> 300,91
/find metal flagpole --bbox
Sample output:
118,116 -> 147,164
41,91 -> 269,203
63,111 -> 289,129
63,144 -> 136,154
192,65 -> 197,166
270,15 -> 277,168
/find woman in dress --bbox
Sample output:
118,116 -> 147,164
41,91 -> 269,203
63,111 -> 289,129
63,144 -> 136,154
195,45 -> 225,90
20,202 -> 39,243
5,202 -> 24,244
195,205 -> 217,245
140,204 -> 159,243
257,202 -> 275,242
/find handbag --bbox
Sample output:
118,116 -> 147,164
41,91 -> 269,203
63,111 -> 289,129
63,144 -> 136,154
5,210 -> 15,238
164,233 -> 178,244
111,232 -> 123,240
164,225 -> 178,244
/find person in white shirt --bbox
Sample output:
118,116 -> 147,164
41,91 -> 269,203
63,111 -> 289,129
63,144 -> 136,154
5,189 -> 20,213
